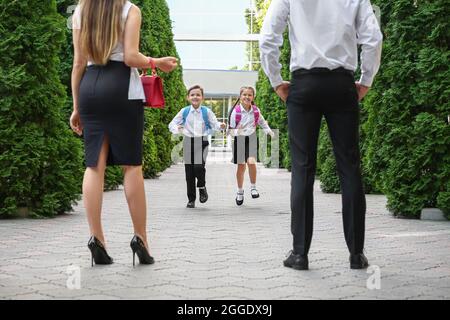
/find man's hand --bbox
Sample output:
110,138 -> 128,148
275,81 -> 290,103
355,82 -> 370,101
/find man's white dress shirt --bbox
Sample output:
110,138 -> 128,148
259,0 -> 383,88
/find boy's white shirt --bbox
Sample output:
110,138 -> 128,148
168,106 -> 222,137
229,104 -> 273,137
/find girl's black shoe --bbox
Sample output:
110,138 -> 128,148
87,236 -> 113,267
130,235 -> 155,266
236,191 -> 244,206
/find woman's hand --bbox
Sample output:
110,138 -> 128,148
70,110 -> 83,136
154,57 -> 178,73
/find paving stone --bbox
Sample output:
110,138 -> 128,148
1,162 -> 449,299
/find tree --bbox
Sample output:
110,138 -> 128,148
365,0 -> 450,218
0,0 -> 84,217
133,0 -> 186,178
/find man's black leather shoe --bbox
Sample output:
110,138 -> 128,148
350,253 -> 369,269
283,251 -> 309,270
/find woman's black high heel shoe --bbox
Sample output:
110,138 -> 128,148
130,235 -> 155,266
87,236 -> 113,266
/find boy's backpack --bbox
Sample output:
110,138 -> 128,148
182,106 -> 212,131
229,104 -> 260,129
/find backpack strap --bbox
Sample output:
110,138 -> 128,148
201,106 -> 211,131
182,106 -> 191,125
234,105 -> 242,128
252,105 -> 260,127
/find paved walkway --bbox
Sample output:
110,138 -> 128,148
1,159 -> 450,300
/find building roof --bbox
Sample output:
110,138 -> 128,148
182,69 -> 259,98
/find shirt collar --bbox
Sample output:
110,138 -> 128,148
190,105 -> 202,113
240,104 -> 253,114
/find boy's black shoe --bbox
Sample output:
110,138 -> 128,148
283,251 -> 309,270
186,201 -> 195,208
199,187 -> 208,203
350,253 -> 369,269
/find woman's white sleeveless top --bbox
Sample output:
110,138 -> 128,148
73,1 -> 145,101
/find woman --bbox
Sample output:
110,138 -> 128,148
70,0 -> 177,266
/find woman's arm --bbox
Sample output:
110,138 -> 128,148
70,26 -> 87,135
124,5 -> 178,71
71,28 -> 87,113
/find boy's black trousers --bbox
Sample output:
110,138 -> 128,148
183,136 -> 209,202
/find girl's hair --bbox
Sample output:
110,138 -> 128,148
187,85 -> 204,97
79,0 -> 127,65
228,86 -> 256,125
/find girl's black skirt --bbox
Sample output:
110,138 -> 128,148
232,132 -> 258,164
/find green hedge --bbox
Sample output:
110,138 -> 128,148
365,0 -> 450,218
254,33 -> 291,170
251,2 -> 291,170
132,0 -> 186,178
0,0 -> 83,218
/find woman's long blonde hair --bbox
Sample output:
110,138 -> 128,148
78,0 -> 126,65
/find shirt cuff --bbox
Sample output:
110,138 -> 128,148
263,128 -> 273,135
359,74 -> 374,88
270,75 -> 284,89
168,125 -> 179,134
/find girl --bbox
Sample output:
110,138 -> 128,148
169,85 -> 226,208
70,0 -> 177,266
228,87 -> 274,206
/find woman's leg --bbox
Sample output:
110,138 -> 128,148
83,136 -> 109,246
122,165 -> 148,249
236,164 -> 247,189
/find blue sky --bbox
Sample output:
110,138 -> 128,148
166,0 -> 255,70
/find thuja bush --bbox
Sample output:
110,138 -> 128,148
0,0 -> 83,217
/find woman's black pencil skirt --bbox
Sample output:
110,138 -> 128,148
78,61 -> 144,167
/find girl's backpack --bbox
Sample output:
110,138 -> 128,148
229,104 -> 260,129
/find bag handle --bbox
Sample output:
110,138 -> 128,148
142,58 -> 157,77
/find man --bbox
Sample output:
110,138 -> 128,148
259,0 -> 382,270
